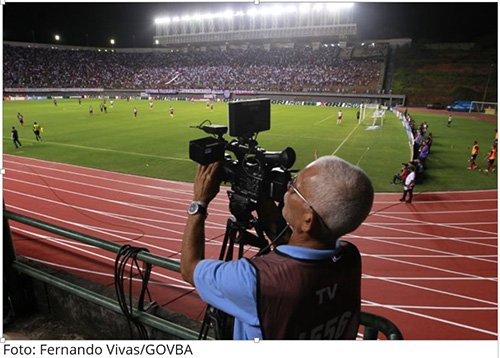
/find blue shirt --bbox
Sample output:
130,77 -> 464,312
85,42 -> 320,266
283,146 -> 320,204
193,245 -> 338,340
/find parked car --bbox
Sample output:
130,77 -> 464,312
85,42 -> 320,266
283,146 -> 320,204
426,103 -> 445,109
446,100 -> 474,112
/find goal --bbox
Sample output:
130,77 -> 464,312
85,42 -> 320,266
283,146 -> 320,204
360,103 -> 385,128
470,101 -> 497,115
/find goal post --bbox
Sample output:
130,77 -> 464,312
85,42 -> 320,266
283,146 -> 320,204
360,103 -> 385,127
470,101 -> 497,115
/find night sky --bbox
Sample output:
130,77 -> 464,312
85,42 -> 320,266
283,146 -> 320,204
2,2 -> 498,48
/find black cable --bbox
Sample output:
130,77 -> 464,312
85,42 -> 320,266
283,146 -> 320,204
114,244 -> 153,339
255,223 -> 291,257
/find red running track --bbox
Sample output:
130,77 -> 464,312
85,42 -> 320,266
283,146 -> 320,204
3,154 -> 497,340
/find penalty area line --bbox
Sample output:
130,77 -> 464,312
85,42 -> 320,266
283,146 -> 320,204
331,122 -> 362,156
4,137 -> 190,162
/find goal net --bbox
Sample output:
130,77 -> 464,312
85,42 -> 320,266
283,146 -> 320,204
470,101 -> 497,115
360,104 -> 385,128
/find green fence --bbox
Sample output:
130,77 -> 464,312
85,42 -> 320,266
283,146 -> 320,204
3,209 -> 403,340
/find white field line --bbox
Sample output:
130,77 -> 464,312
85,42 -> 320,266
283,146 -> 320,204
361,303 -> 496,310
313,113 -> 337,125
360,222 -> 497,248
364,221 -> 497,226
371,212 -> 497,236
5,154 -> 498,196
362,299 -> 497,337
351,234 -> 498,250
354,236 -> 497,264
363,253 -> 497,283
3,141 -> 191,162
373,199 -> 497,205
9,204 -> 224,246
363,274 -> 496,305
4,179 -> 228,230
331,121 -> 361,156
356,236 -> 497,241
5,175 -> 494,268
7,166 -> 193,204
3,156 -> 195,195
372,208 -> 497,214
5,189 -> 185,236
356,146 -> 371,166
14,227 -> 189,287
4,169 -> 230,215
361,276 -> 497,281
363,253 -> 497,262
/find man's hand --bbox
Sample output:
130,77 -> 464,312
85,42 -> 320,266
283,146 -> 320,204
181,161 -> 222,286
193,162 -> 222,204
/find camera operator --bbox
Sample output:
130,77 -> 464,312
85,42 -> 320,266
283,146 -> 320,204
181,155 -> 374,340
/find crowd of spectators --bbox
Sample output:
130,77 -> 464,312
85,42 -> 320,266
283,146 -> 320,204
4,44 -> 385,93
392,110 -> 433,187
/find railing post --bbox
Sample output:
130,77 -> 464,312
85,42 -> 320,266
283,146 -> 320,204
3,202 -> 35,320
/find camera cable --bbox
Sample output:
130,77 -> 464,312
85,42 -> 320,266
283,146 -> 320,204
114,244 -> 153,339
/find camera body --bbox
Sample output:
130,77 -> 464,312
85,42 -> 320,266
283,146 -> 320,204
189,99 -> 295,218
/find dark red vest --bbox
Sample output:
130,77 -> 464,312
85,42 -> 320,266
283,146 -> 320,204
248,241 -> 361,340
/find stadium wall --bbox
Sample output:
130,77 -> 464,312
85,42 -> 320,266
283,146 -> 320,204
3,88 -> 405,107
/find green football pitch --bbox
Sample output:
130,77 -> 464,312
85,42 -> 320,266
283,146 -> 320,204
3,99 -> 497,192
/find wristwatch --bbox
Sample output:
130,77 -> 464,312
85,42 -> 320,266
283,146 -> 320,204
187,201 -> 207,216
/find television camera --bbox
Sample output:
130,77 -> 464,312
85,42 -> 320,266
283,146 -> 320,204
189,98 -> 296,222
188,98 -> 296,340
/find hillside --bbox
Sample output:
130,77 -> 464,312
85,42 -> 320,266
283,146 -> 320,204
391,40 -> 497,106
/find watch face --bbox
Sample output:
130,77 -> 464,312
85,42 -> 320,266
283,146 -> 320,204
188,201 -> 206,215
188,202 -> 199,215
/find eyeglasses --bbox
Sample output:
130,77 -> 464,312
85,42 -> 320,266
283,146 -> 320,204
287,176 -> 330,233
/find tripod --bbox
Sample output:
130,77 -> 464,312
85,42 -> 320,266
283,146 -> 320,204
198,205 -> 269,340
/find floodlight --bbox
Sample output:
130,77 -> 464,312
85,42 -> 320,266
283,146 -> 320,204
235,10 -> 245,17
155,39 -> 159,45
299,3 -> 311,13
54,34 -> 60,41
155,17 -> 171,24
247,8 -> 258,16
313,3 -> 324,11
192,13 -> 202,21
181,15 -> 191,22
223,10 -> 234,19
172,16 -> 180,22
326,3 -> 355,11
110,39 -> 115,45
260,7 -> 273,16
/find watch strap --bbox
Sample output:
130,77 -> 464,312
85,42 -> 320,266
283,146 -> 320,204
188,200 -> 207,216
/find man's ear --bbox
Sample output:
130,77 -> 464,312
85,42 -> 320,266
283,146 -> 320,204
300,210 -> 314,233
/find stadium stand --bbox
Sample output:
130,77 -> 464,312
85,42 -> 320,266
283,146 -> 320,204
3,43 -> 385,93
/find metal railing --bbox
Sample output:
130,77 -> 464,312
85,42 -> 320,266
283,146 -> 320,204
4,209 -> 403,340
